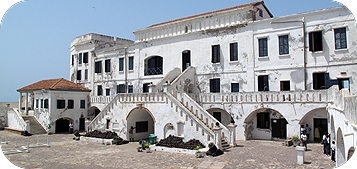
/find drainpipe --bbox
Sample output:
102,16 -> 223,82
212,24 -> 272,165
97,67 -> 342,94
302,17 -> 307,91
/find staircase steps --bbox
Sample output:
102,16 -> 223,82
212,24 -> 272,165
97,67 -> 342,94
221,138 -> 230,151
22,115 -> 47,135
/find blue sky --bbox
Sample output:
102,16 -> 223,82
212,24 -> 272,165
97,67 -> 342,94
0,0 -> 352,102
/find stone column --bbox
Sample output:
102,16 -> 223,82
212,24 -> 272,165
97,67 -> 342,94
25,92 -> 29,115
213,124 -> 222,150
25,120 -> 30,133
295,146 -> 305,165
227,123 -> 237,147
85,118 -> 91,132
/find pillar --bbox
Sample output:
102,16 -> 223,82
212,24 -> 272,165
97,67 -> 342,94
24,92 -> 29,115
227,123 -> 237,147
25,120 -> 30,133
213,124 -> 222,150
19,92 -> 22,113
296,146 -> 305,165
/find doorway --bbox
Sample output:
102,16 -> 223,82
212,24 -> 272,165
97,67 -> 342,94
182,50 -> 191,72
213,112 -> 222,122
55,118 -> 70,133
271,119 -> 287,139
79,117 -> 85,131
314,118 -> 327,141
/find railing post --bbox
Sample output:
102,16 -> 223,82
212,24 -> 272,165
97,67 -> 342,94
25,120 -> 30,133
227,123 -> 237,147
213,123 -> 222,150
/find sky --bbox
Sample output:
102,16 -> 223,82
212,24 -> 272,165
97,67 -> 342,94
0,0 -> 354,102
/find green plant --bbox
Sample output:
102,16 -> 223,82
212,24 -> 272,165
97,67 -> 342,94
194,145 -> 201,150
144,143 -> 150,148
48,124 -> 51,130
292,135 -> 300,142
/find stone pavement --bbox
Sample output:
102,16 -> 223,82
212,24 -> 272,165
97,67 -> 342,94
0,130 -> 336,169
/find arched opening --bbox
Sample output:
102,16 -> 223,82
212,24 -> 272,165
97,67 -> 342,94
126,107 -> 155,141
55,117 -> 73,133
244,108 -> 287,140
330,115 -> 335,141
207,108 -> 232,127
88,106 -> 101,120
336,128 -> 346,167
299,108 -> 328,143
163,123 -> 175,138
347,147 -> 355,161
144,56 -> 163,76
182,50 -> 191,72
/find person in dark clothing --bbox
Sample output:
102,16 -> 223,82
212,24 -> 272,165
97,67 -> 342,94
129,126 -> 136,142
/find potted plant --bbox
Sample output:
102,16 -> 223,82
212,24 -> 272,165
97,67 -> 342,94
292,135 -> 300,147
144,143 -> 151,153
47,124 -> 52,135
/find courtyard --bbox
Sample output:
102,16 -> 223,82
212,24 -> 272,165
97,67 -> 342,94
1,130 -> 335,169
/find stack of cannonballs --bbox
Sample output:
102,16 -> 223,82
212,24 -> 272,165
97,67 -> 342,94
83,130 -> 119,139
156,135 -> 205,150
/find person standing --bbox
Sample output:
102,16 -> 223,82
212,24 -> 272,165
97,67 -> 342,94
300,130 -> 308,151
305,124 -> 311,142
331,141 -> 336,162
314,126 -> 320,142
69,122 -> 73,134
129,126 -> 136,142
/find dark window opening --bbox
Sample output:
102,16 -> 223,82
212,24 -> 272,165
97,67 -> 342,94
57,100 -> 65,109
40,99 -> 43,108
106,119 -> 110,129
105,89 -> 110,96
211,45 -> 220,63
313,72 -> 327,90
83,52 -> 88,63
119,58 -> 124,71
128,57 -> 134,70
257,112 -> 270,129
231,83 -> 239,92
145,56 -> 163,75
78,53 -> 82,64
230,42 -> 238,61
76,70 -> 81,80
80,100 -> 85,109
36,99 -> 39,108
84,69 -> 88,80
71,55 -> 74,66
258,38 -> 268,57
210,78 -> 220,93
97,85 -> 103,96
117,84 -> 126,93
136,121 -> 148,133
105,59 -> 111,72
334,27 -> 347,50
128,85 -> 133,93
279,35 -> 289,55
143,83 -> 150,93
213,112 -> 221,122
280,81 -> 290,91
95,61 -> 102,73
309,31 -> 323,52
44,99 -> 48,109
258,75 -> 269,91
68,100 -> 74,109
258,8 -> 263,17
338,78 -> 350,90
182,50 -> 191,71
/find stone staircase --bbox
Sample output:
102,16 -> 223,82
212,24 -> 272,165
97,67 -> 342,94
22,115 -> 47,134
221,138 -> 230,150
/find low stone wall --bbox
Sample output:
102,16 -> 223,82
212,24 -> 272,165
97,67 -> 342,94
151,145 -> 208,155
80,136 -> 112,145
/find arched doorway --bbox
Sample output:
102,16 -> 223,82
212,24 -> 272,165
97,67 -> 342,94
336,128 -> 346,167
126,107 -> 155,141
182,50 -> 191,72
244,108 -> 287,140
144,56 -> 163,76
299,108 -> 328,142
206,108 -> 232,127
347,147 -> 355,161
55,117 -> 73,133
88,106 -> 101,120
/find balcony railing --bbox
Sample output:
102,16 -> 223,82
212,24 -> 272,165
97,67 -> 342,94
144,67 -> 163,76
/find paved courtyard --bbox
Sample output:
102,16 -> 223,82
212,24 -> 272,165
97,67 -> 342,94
1,130 -> 336,169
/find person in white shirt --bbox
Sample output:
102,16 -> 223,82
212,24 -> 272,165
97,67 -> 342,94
300,130 -> 308,150
331,141 -> 336,162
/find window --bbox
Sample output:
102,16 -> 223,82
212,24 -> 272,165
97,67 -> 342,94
128,85 -> 133,93
258,8 -> 263,17
76,70 -> 81,80
258,75 -> 269,91
106,89 -> 110,96
313,72 -> 327,90
210,78 -> 220,93
136,121 -> 148,133
40,99 -> 43,108
338,78 -> 350,90
84,69 -> 88,80
334,27 -> 347,50
105,59 -> 111,72
128,57 -> 134,70
144,56 -> 163,75
57,100 -> 65,109
36,99 -> 39,108
230,42 -> 238,61
80,100 -> 85,109
71,55 -> 74,66
83,52 -> 88,63
119,58 -> 124,71
143,83 -> 150,93
279,35 -> 289,55
78,53 -> 82,64
117,84 -> 126,93
258,38 -> 268,57
211,45 -> 220,63
280,81 -> 290,91
231,83 -> 239,92
309,31 -> 323,52
95,61 -> 102,73
44,99 -> 49,109
257,112 -> 270,129
97,85 -> 103,96
68,100 -> 74,109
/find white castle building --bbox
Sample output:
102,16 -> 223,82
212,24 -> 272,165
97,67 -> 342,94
4,1 -> 355,167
